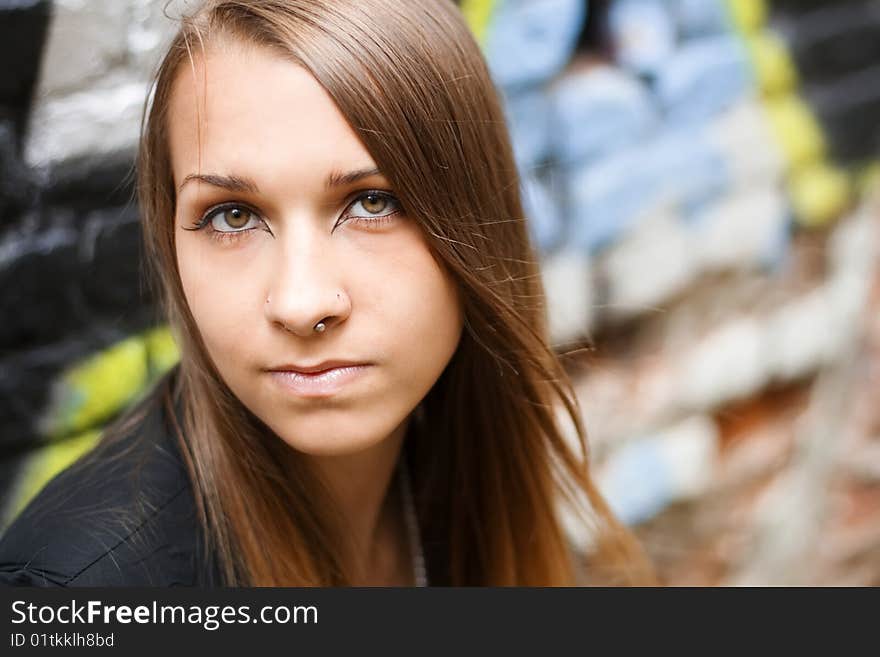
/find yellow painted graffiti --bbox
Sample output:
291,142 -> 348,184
726,0 -> 767,35
2,326 -> 181,529
460,0 -> 498,45
7,429 -> 101,527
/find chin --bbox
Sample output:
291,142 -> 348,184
266,415 -> 397,458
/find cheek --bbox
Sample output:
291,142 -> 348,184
175,237 -> 258,359
379,241 -> 463,375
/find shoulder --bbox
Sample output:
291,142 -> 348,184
0,372 -> 215,587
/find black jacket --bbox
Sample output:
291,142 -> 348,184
0,370 -> 222,586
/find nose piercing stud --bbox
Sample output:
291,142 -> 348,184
266,295 -> 331,333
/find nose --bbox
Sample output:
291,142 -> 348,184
263,224 -> 351,337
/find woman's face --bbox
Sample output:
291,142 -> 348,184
168,42 -> 464,456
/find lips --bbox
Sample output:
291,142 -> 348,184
267,363 -> 372,397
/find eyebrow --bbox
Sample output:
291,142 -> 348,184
177,167 -> 383,194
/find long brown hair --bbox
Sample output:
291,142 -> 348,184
136,0 -> 654,585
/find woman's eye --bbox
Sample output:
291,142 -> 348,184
348,192 -> 400,218
210,206 -> 260,231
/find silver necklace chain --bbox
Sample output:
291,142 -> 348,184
399,456 -> 428,587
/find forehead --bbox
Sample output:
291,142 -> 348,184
166,40 -> 373,189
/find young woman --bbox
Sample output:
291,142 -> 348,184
0,0 -> 653,586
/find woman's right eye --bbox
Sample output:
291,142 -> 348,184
183,203 -> 267,243
184,203 -> 264,239
206,205 -> 261,232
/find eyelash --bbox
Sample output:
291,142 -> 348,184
184,190 -> 403,244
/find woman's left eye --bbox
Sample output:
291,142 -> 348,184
346,191 -> 401,220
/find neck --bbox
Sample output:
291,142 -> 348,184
303,416 -> 411,582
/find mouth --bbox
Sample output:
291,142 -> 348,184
266,363 -> 372,398
268,359 -> 369,374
